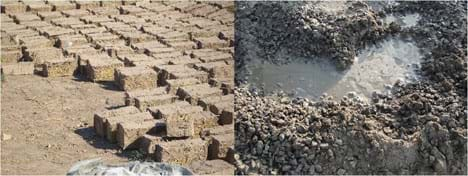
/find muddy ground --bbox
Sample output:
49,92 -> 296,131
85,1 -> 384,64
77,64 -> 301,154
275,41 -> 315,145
1,75 -> 128,175
235,1 -> 467,175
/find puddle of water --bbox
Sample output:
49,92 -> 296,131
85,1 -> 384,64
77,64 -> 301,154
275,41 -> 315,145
248,37 -> 422,101
384,13 -> 420,28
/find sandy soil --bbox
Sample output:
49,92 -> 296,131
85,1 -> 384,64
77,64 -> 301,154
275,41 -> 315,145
1,75 -> 128,175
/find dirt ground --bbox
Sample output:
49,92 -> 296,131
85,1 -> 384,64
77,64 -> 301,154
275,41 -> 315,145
1,75 -> 129,175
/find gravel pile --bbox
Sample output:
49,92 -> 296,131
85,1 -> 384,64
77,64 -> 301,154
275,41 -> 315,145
234,1 -> 467,175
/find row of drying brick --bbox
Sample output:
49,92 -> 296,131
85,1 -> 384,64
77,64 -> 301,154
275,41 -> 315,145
93,84 -> 235,172
1,0 -> 234,25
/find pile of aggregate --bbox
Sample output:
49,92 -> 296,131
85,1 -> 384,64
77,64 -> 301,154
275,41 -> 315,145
234,1 -> 467,175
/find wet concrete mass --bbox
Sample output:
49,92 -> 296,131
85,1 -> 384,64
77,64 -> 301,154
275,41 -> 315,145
248,37 -> 422,101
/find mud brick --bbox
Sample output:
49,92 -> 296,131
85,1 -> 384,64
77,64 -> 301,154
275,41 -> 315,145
177,84 -> 223,105
75,1 -> 100,9
87,32 -> 120,42
221,81 -> 234,95
165,78 -> 201,94
145,47 -> 177,56
194,61 -> 227,72
189,29 -> 220,39
48,1 -> 76,11
189,159 -> 234,175
121,32 -> 155,44
211,64 -> 234,79
21,21 -> 51,29
79,27 -> 107,34
56,34 -> 88,48
50,17 -> 84,27
180,3 -> 205,12
42,27 -> 75,38
147,101 -> 192,118
132,59 -> 171,68
154,138 -> 208,165
135,94 -> 178,111
155,64 -> 190,80
206,9 -> 230,18
1,62 -> 34,75
121,54 -> 153,66
42,57 -> 77,77
90,6 -> 120,15
208,133 -> 234,159
61,9 -> 90,17
141,3 -> 173,12
80,15 -> 114,24
113,14 -> 146,24
1,2 -> 27,13
115,66 -> 157,91
120,5 -> 147,14
190,5 -> 219,17
169,70 -> 209,83
116,119 -> 165,149
24,47 -> 63,64
220,108 -> 234,125
131,41 -> 166,53
26,2 -> 52,12
199,53 -> 232,63
209,101 -> 232,115
219,30 -> 234,41
162,12 -> 191,19
216,47 -> 234,55
151,51 -> 183,59
125,87 -> 168,106
165,111 -> 194,137
65,45 -> 99,58
86,57 -> 124,82
139,134 -> 163,157
168,56 -> 201,66
156,31 -> 190,40
12,13 -> 41,23
193,111 -> 219,137
1,50 -> 21,63
194,37 -> 230,49
93,106 -> 140,137
106,45 -> 135,58
189,49 -> 220,58
198,94 -> 233,111
105,112 -> 154,143
142,26 -> 173,37
165,40 -> 197,50
69,23 -> 97,30
201,124 -> 234,138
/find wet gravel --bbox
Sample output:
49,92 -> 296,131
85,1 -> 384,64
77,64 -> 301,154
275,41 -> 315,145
234,1 -> 467,175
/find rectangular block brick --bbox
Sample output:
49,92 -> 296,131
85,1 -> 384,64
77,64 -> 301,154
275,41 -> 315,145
208,133 -> 234,159
147,101 -> 192,118
209,101 -> 233,115
138,134 -> 163,158
165,111 -> 194,137
1,62 -> 34,75
125,87 -> 168,106
189,159 -> 235,175
122,54 -> 154,66
135,94 -> 178,111
42,57 -> 77,77
93,106 -> 141,137
199,53 -> 232,63
201,124 -> 234,138
86,58 -> 124,82
1,50 -> 21,63
176,84 -> 223,105
24,47 -> 63,64
165,78 -> 201,94
155,138 -> 209,165
168,56 -> 201,66
115,66 -> 157,91
198,94 -> 233,111
193,111 -> 219,137
116,119 -> 165,149
48,1 -> 76,11
105,112 -> 154,143
220,107 -> 234,125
